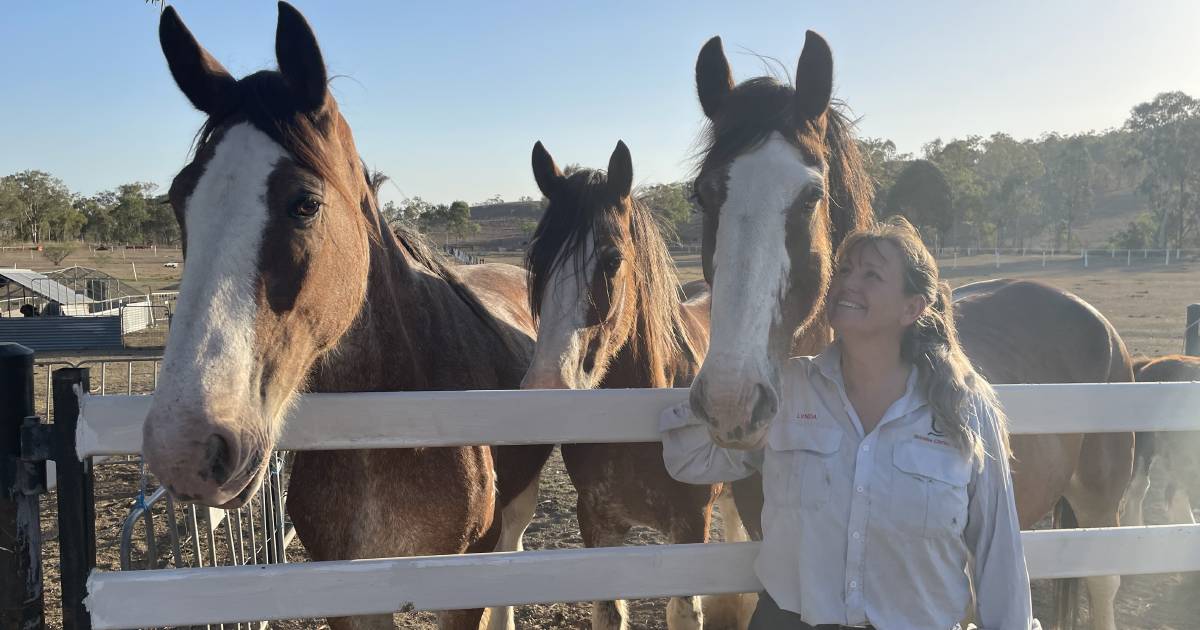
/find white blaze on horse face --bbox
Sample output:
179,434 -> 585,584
152,123 -> 285,433
525,233 -> 596,390
707,132 -> 823,368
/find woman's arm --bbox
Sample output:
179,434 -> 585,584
660,402 -> 763,484
965,401 -> 1042,630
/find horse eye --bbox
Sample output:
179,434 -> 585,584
291,197 -> 323,219
602,254 -> 622,274
803,187 -> 825,206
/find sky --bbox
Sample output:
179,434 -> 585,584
2,1 -> 1199,206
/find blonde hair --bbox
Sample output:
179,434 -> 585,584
835,216 -> 1009,467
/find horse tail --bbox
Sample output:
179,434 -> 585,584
1053,497 -> 1080,630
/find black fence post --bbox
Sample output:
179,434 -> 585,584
0,343 -> 44,630
52,368 -> 93,630
1186,303 -> 1200,357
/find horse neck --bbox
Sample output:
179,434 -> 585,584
310,228 -> 513,393
602,285 -> 698,389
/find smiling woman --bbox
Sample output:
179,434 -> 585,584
662,217 -> 1040,629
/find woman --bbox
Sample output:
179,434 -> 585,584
661,218 -> 1039,629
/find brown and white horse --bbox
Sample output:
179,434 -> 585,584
686,33 -> 1133,630
1124,354 -> 1200,526
142,5 -> 550,629
521,141 -> 748,630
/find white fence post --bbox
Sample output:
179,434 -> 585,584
1083,249 -> 1088,268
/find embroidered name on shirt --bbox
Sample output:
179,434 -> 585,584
795,412 -> 819,421
913,434 -> 952,447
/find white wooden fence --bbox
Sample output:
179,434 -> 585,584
76,382 -> 1200,629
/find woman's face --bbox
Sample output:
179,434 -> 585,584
827,239 -> 926,341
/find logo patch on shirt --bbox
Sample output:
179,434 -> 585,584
795,412 -> 819,421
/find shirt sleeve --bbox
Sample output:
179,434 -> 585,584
964,399 -> 1042,630
659,402 -> 763,484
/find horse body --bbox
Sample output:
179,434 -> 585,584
144,6 -> 549,629
1125,355 -> 1200,526
522,143 -> 747,630
687,34 -> 1131,630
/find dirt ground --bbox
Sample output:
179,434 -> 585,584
32,251 -> 1200,629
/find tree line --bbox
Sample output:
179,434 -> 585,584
0,172 -> 177,246
8,91 -> 1198,252
866,91 -> 1200,252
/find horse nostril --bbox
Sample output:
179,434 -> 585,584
750,383 -> 778,428
203,432 -> 235,486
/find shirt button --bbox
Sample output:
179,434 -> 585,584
862,444 -> 870,452
856,485 -> 864,493
849,580 -> 858,589
852,531 -> 861,540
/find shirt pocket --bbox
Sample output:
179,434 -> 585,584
765,422 -> 843,511
890,440 -> 971,539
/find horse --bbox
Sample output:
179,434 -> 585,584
521,141 -> 750,630
1123,354 -> 1200,526
685,33 -> 1133,630
141,5 -> 551,629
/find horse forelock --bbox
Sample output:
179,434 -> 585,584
526,169 -> 689,387
695,77 -> 874,249
192,70 -> 363,211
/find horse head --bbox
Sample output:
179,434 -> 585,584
143,2 -> 376,507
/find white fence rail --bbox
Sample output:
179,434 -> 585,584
76,382 -> 1200,458
85,525 -> 1200,629
75,381 -> 1200,629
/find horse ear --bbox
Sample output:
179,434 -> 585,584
607,141 -> 634,200
696,36 -> 734,120
276,2 -> 330,113
795,30 -> 833,122
159,6 -> 237,115
532,141 -> 564,199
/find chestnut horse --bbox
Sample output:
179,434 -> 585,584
522,141 -> 748,630
1124,354 -> 1200,526
142,5 -> 550,629
686,33 -> 1133,630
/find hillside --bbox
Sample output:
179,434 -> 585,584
451,188 -> 1147,253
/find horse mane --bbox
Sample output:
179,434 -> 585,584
696,76 -> 875,250
526,170 -> 692,387
192,70 -> 358,205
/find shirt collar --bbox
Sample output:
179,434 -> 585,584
811,340 -> 929,421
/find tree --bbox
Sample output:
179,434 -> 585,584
1,170 -> 74,244
1043,137 -> 1094,249
142,194 -> 180,244
638,182 -> 692,236
923,137 -> 985,246
444,200 -> 479,241
885,160 -> 953,248
42,243 -> 75,266
1125,91 -> 1200,249
976,133 -> 1046,248
1109,213 -> 1156,250
858,137 -> 909,200
110,183 -> 157,243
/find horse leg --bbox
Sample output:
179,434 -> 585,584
1165,481 -> 1197,524
663,506 -> 709,630
485,474 -> 541,630
702,488 -> 755,630
1121,432 -> 1154,527
578,491 -> 631,630
1063,433 -> 1133,630
436,609 -> 487,630
327,614 -> 396,630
